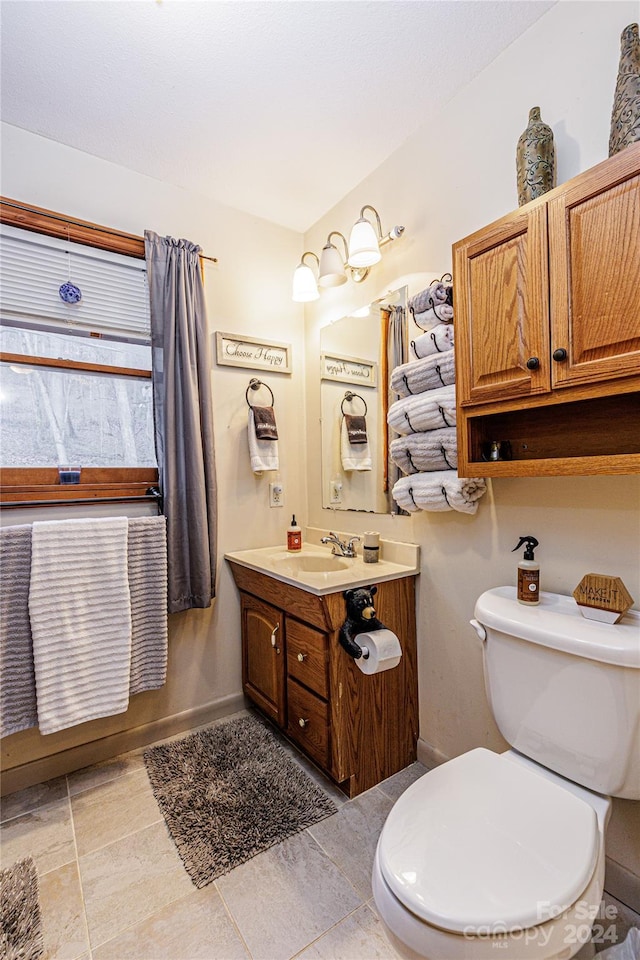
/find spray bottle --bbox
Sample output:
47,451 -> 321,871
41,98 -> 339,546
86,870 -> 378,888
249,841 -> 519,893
512,536 -> 540,604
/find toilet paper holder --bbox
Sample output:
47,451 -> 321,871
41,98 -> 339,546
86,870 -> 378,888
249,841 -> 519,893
338,585 -> 387,660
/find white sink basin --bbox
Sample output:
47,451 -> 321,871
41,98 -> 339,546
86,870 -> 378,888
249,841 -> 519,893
271,552 -> 350,574
225,543 -> 419,596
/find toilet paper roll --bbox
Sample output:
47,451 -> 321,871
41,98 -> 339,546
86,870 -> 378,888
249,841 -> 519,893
356,629 -> 402,675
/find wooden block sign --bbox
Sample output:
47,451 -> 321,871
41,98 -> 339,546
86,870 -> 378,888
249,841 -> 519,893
573,574 -> 634,624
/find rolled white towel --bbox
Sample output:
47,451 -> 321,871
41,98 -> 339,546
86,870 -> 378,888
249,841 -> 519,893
390,429 -> 458,474
387,386 -> 457,435
409,281 -> 449,314
411,324 -> 454,359
413,303 -> 454,329
391,351 -> 456,398
392,472 -> 486,515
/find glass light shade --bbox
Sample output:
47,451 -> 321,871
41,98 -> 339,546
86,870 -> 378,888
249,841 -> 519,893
292,262 -> 319,302
318,242 -> 347,288
348,217 -> 381,268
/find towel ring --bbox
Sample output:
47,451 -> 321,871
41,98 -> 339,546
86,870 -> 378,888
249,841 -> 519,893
246,378 -> 275,407
341,391 -> 368,416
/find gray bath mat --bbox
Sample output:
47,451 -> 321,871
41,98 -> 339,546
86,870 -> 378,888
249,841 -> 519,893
144,713 -> 337,887
0,857 -> 44,960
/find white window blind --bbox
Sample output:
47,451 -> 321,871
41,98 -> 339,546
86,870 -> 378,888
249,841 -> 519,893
0,223 -> 150,339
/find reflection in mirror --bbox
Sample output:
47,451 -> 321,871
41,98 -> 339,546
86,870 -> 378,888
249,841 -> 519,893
320,287 -> 408,514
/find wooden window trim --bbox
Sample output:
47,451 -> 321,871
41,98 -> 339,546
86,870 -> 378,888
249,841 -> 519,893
1,352 -> 152,379
0,199 -> 159,503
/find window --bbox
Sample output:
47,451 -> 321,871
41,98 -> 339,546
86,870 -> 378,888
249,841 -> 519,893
0,200 -> 158,504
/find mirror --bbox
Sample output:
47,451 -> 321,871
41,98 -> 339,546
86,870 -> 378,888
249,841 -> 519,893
320,286 -> 408,514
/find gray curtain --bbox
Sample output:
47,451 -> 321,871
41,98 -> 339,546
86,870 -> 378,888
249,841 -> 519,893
144,231 -> 217,612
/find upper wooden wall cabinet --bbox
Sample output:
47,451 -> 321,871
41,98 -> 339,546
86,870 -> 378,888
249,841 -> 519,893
453,142 -> 640,477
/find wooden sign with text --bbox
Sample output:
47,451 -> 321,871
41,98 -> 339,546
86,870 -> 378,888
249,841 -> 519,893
573,573 -> 634,624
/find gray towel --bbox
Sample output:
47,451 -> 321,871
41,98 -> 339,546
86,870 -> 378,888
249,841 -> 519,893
252,405 -> 278,440
409,281 -> 450,315
127,517 -> 169,696
0,525 -> 38,737
391,351 -> 456,398
390,428 -> 458,474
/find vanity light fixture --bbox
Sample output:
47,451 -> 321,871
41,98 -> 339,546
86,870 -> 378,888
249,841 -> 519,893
292,251 -> 320,302
292,205 -> 404,303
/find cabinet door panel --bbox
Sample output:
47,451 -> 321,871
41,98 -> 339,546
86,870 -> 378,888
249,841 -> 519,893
287,678 -> 330,769
454,205 -> 550,406
241,595 -> 285,726
286,619 -> 329,699
549,166 -> 640,388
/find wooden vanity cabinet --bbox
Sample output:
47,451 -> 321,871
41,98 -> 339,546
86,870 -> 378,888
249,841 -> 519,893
453,142 -> 640,477
229,562 -> 418,798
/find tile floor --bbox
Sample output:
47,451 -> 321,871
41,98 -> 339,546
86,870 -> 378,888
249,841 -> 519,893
1,711 -> 639,960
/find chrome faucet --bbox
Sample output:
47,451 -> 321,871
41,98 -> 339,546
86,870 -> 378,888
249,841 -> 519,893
320,532 -> 361,558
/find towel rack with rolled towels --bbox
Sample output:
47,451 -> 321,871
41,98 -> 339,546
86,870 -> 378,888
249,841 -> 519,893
341,391 -> 368,416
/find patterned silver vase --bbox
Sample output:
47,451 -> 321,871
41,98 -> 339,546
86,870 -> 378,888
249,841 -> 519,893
609,23 -> 640,157
516,107 -> 556,207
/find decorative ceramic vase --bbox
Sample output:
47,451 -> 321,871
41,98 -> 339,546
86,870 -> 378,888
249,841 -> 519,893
609,22 -> 640,157
516,107 -> 556,207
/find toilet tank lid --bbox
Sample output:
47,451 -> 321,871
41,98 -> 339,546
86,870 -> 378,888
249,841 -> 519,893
475,587 -> 640,668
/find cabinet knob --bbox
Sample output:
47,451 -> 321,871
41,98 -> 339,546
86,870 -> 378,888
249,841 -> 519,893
553,348 -> 568,362
297,652 -> 307,662
298,717 -> 309,728
526,357 -> 540,370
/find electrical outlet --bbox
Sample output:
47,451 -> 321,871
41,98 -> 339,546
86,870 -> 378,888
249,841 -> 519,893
329,480 -> 343,504
269,482 -> 284,507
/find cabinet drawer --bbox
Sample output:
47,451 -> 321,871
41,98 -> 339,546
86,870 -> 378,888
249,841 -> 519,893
287,678 -> 330,769
286,620 -> 329,699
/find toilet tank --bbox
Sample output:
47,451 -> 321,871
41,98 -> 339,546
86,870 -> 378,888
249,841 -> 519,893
474,587 -> 640,800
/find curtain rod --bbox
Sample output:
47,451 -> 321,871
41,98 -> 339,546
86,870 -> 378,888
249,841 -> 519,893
1,199 -> 218,264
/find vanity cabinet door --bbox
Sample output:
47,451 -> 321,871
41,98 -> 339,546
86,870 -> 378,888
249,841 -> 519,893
241,594 -> 285,727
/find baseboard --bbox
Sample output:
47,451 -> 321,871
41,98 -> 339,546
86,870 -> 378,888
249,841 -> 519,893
416,736 -> 448,769
1,693 -> 247,796
605,856 -> 640,913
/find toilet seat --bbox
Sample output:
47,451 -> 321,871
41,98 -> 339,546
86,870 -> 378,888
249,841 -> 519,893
378,749 -> 599,935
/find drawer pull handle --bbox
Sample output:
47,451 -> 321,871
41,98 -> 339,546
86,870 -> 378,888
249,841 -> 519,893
552,347 -> 568,362
526,356 -> 540,370
297,652 -> 307,662
270,624 -> 280,647
298,717 -> 309,728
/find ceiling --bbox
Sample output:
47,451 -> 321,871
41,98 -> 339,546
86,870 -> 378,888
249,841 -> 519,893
0,1 -> 555,233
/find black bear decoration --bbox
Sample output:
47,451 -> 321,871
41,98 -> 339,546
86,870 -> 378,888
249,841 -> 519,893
338,585 -> 387,659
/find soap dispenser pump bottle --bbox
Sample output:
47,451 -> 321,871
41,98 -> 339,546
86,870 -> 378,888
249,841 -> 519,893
287,515 -> 302,552
512,536 -> 540,604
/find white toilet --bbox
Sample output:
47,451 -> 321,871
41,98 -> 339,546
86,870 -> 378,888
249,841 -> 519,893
373,586 -> 640,960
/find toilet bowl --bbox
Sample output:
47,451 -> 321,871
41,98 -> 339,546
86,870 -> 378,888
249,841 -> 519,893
373,748 -> 610,960
372,588 -> 640,960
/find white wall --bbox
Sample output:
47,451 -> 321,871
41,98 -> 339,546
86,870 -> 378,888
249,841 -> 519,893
304,0 -> 640,899
0,122 -> 306,773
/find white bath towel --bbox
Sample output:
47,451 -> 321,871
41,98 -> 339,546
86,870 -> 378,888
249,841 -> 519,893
341,417 -> 372,471
413,303 -> 454,329
387,386 -> 457,435
409,281 -> 449,315
391,350 -> 456,398
29,517 -> 132,734
392,472 -> 487,515
248,408 -> 279,473
390,428 -> 458,474
0,525 -> 38,737
411,324 -> 454,359
127,516 -> 168,696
